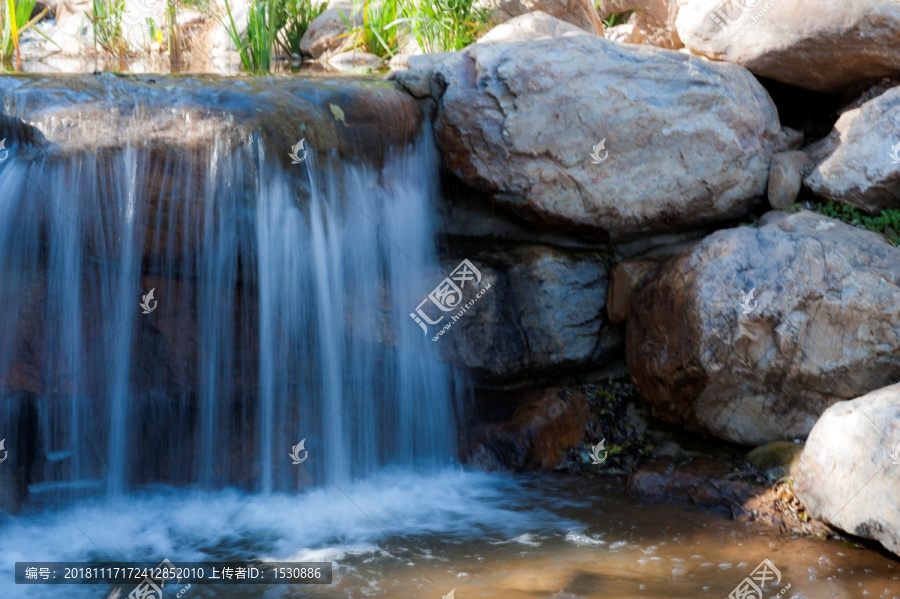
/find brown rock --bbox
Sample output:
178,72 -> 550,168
607,260 -> 657,324
464,388 -> 591,471
767,150 -> 810,210
627,210 -> 900,445
628,457 -> 762,507
596,0 -> 681,49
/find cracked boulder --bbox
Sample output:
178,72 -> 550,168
420,24 -> 785,242
675,0 -> 900,94
424,244 -> 620,383
626,210 -> 900,445
794,383 -> 900,559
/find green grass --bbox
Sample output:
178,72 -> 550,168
88,0 -> 129,56
220,0 -> 281,71
600,8 -> 635,28
221,0 -> 324,71
340,0 -> 402,59
277,0 -> 327,57
2,0 -> 50,68
814,201 -> 900,245
394,0 -> 494,54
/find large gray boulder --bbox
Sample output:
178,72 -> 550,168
805,85 -> 900,213
418,25 -> 786,242
794,383 -> 900,559
675,0 -> 900,93
627,210 -> 900,445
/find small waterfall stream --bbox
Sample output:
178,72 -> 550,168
1,78 -> 898,599
0,121 -> 459,498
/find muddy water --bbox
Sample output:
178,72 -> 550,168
318,476 -> 900,599
6,470 -> 896,599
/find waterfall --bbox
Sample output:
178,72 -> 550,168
0,122 -> 460,501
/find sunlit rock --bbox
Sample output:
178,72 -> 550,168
675,0 -> 900,93
627,210 -> 900,445
795,383 -> 900,559
413,24 -> 786,241
805,85 -> 900,213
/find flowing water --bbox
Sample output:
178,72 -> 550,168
0,79 -> 898,599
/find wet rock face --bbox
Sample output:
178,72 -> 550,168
627,457 -> 761,507
431,244 -> 620,383
420,28 -> 785,242
804,85 -> 900,213
626,210 -> 900,445
0,74 -> 423,167
675,0 -> 900,94
0,73 -> 423,267
463,387 -> 590,471
794,383 -> 900,559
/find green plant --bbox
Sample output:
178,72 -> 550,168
601,8 -> 635,28
394,0 -> 493,54
277,0 -> 326,57
88,0 -> 129,56
220,0 -> 284,71
815,201 -> 900,245
340,0 -> 402,59
167,0 -> 182,64
2,0 -> 53,68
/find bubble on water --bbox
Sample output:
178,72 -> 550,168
564,531 -> 607,547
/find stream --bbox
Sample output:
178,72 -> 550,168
0,73 -> 898,599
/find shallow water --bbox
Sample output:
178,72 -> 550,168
3,470 -> 898,599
